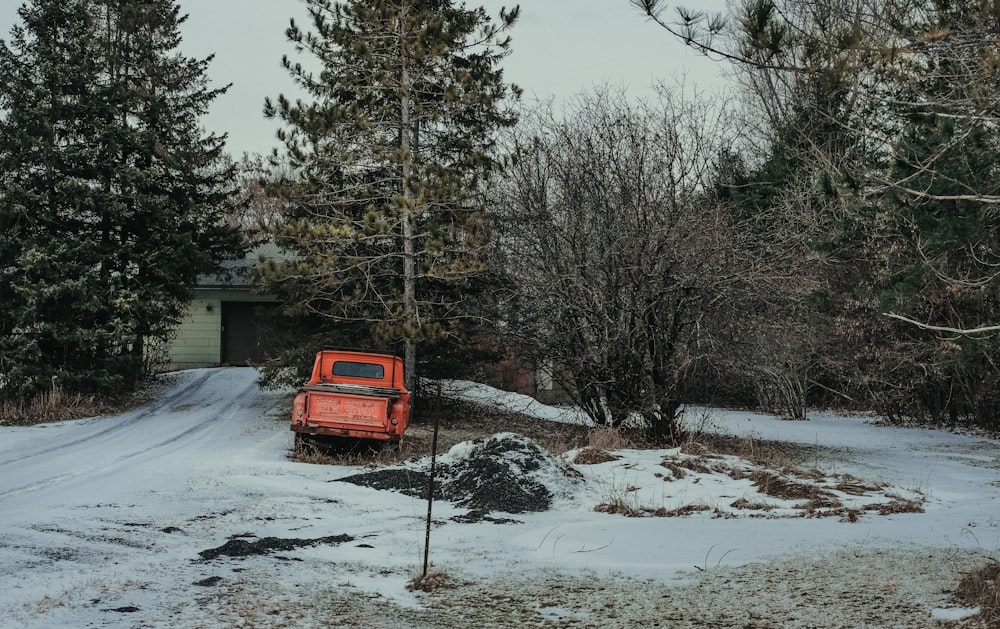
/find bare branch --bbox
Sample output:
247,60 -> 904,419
884,312 -> 1000,336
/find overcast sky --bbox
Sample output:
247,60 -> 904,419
1,0 -> 730,157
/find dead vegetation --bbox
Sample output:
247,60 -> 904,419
953,559 -> 1000,625
0,376 -> 171,426
572,447 -> 620,465
862,497 -> 925,516
0,384 -> 131,426
290,437 -> 414,466
406,397 -> 591,458
594,500 -> 713,518
750,470 -> 835,501
681,431 -> 835,470
407,570 -> 469,593
730,497 -> 776,511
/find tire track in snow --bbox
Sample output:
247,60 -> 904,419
0,370 -> 215,467
0,369 -> 261,502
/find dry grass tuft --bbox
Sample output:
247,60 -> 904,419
660,461 -> 688,479
588,427 -> 634,451
407,570 -> 464,593
729,497 -> 776,511
799,496 -> 845,513
0,383 -> 142,426
412,396 -> 590,456
953,559 -> 1000,624
651,504 -> 711,517
838,508 -> 862,523
681,432 -> 823,469
667,456 -> 714,475
594,501 -> 643,517
751,470 -> 833,500
572,447 -> 620,465
834,474 -> 886,496
291,438 -> 413,466
862,497 -> 924,515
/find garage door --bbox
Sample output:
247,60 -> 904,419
221,301 -> 278,365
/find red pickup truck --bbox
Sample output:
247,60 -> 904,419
291,350 -> 411,448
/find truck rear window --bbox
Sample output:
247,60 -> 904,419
332,361 -> 384,379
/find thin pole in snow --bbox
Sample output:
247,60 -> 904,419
422,411 -> 440,577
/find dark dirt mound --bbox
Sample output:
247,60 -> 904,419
336,433 -> 583,516
336,468 -> 429,499
198,534 -> 353,560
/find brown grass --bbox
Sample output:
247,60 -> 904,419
660,461 -> 688,479
0,383 -> 145,426
407,570 -> 467,593
595,501 -> 714,518
594,502 -> 643,517
681,432 -> 826,469
291,438 -> 414,466
572,447 -> 620,465
799,496 -> 844,513
751,470 -> 834,500
953,560 -> 1000,624
651,504 -> 711,517
862,497 -> 924,515
729,497 -> 776,511
833,475 -> 886,495
666,457 -> 714,474
588,427 -> 635,451
407,397 -> 590,457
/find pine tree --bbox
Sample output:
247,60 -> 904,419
872,1 -> 1000,426
0,0 -> 242,399
259,0 -> 519,390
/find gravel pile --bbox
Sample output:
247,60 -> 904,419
336,433 -> 582,515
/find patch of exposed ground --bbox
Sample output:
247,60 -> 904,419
405,398 -> 592,457
591,447 -> 925,521
198,534 -> 353,560
189,547 -> 993,628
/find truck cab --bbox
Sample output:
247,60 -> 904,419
291,350 -> 411,446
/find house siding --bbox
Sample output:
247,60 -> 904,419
162,288 -> 279,371
166,297 -> 222,369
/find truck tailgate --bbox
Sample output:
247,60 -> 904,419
305,392 -> 389,428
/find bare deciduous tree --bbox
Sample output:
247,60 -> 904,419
491,87 -> 749,442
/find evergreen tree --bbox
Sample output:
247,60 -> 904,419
871,1 -> 1000,426
258,0 -> 519,391
656,0 -> 1000,428
0,0 -> 242,399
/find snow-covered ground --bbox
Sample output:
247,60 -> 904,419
1,368 -> 998,627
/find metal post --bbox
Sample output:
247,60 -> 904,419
422,412 -> 440,577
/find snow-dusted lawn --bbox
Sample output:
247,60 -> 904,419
0,368 -> 997,627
